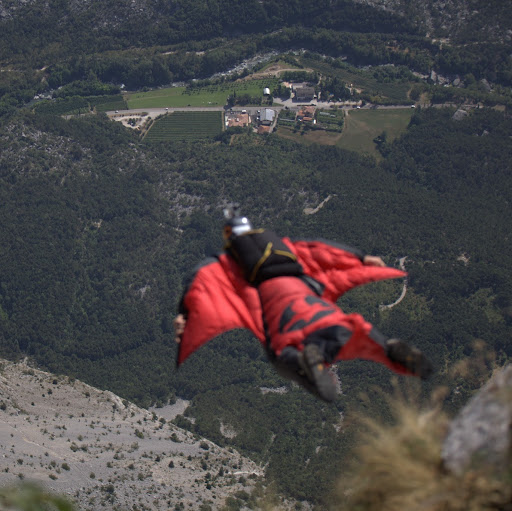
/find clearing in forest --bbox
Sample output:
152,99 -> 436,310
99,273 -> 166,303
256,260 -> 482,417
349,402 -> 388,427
338,108 -> 413,158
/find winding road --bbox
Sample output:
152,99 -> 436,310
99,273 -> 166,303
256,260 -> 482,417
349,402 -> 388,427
379,256 -> 408,310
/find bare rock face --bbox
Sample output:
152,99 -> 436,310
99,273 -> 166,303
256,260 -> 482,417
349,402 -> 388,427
0,359 -> 263,510
442,364 -> 512,475
480,78 -> 492,93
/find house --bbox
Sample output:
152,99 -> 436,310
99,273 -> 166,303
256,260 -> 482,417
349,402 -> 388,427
263,87 -> 271,95
259,109 -> 275,126
294,86 -> 315,102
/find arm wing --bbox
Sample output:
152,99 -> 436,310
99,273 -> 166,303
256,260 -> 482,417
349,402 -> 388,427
287,238 -> 406,301
177,255 -> 264,366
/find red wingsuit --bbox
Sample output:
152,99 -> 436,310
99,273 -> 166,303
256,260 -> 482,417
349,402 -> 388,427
177,237 -> 411,376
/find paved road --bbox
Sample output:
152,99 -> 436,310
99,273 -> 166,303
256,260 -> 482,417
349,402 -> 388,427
106,106 -> 225,117
106,100 -> 417,119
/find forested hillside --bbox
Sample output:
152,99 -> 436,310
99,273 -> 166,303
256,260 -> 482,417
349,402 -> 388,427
0,105 -> 510,505
353,0 -> 512,42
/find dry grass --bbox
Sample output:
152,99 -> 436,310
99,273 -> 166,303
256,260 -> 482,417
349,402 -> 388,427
334,381 -> 512,511
0,483 -> 74,511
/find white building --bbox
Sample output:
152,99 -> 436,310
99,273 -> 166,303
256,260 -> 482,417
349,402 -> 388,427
260,109 -> 275,125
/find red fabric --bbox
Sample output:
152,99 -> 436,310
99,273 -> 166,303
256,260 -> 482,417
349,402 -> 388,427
177,239 -> 406,366
286,238 -> 405,302
258,276 -> 410,375
177,254 -> 263,365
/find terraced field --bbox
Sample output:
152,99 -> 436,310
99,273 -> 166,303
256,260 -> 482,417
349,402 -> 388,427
144,111 -> 223,142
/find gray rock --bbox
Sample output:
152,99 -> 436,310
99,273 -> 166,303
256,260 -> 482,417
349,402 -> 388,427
480,78 -> 492,92
437,74 -> 449,85
452,109 -> 468,121
442,364 -> 512,475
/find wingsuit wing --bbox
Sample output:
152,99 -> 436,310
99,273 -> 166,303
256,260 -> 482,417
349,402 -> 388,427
285,238 -> 407,302
176,254 -> 264,366
177,237 -> 406,366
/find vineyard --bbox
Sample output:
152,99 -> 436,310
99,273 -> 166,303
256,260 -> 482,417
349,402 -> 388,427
143,111 -> 223,142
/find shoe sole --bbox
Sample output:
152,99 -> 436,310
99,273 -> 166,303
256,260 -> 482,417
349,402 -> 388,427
386,339 -> 433,380
300,344 -> 337,402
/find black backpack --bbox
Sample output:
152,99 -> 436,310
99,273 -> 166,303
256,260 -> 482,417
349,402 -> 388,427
226,229 -> 303,286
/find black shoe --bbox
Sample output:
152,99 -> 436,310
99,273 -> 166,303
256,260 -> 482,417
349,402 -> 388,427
298,344 -> 337,402
386,339 -> 433,380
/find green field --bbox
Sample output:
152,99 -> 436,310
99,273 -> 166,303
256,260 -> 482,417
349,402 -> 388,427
126,78 -> 279,109
316,108 -> 344,132
143,111 -> 223,142
276,107 -> 412,153
338,108 -> 413,157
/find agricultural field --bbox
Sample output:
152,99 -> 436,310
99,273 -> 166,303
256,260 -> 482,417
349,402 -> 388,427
337,107 -> 414,157
143,111 -> 223,142
316,108 -> 344,132
276,106 -> 344,138
126,78 -> 279,109
276,108 -> 297,128
276,127 -> 342,146
275,106 -> 412,155
275,107 -> 344,145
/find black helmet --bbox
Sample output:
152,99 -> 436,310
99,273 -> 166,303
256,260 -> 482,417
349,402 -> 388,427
223,206 -> 252,238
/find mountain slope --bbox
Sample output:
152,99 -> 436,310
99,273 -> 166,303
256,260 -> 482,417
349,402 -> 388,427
352,0 -> 512,42
0,0 -> 415,63
0,358 -> 263,510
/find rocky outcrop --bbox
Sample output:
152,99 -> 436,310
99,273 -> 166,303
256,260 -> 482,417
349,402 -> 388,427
0,359 -> 263,510
442,364 -> 512,475
452,109 -> 468,121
